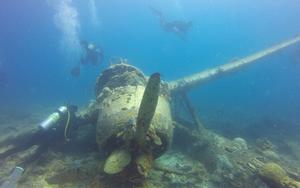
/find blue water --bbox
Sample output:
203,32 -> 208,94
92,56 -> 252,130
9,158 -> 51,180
0,0 -> 300,138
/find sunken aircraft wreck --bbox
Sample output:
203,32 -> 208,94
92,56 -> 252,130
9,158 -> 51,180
1,35 -> 300,188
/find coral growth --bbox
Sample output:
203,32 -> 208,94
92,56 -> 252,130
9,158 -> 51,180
259,162 -> 300,188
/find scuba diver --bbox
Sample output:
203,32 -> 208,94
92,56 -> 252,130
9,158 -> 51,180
0,105 -> 78,187
149,7 -> 193,40
70,40 -> 104,77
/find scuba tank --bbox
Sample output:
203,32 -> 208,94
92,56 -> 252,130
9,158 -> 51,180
38,105 -> 78,142
39,106 -> 69,131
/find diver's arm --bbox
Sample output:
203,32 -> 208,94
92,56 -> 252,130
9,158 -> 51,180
76,100 -> 99,126
80,40 -> 88,50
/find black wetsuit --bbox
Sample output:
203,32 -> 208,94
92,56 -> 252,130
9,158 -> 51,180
0,108 -> 77,168
150,7 -> 192,39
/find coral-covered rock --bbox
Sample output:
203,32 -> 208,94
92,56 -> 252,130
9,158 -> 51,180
259,162 -> 300,188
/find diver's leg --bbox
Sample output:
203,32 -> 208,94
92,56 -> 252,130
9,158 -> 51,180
0,130 -> 45,160
0,136 -> 35,160
0,145 -> 28,160
18,144 -> 49,168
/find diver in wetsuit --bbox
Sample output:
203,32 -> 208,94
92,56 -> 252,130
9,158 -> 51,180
80,40 -> 103,66
0,105 -> 78,168
70,41 -> 104,77
149,7 -> 193,40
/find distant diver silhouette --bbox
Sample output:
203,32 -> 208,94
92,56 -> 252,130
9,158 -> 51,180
70,40 -> 104,77
149,7 -> 192,40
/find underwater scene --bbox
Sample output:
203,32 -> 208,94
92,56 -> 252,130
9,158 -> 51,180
0,0 -> 300,187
